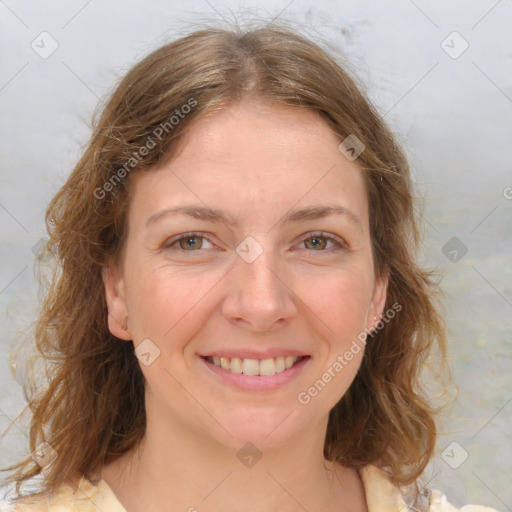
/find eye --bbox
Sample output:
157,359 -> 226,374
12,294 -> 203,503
163,233 -> 213,251
162,231 -> 346,254
299,232 -> 346,252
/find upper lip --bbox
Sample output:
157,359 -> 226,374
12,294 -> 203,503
199,349 -> 310,360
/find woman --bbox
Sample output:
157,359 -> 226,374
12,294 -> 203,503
0,22 -> 499,512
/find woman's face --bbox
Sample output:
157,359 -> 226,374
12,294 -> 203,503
104,100 -> 388,450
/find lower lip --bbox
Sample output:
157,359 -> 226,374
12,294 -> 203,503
201,356 -> 310,391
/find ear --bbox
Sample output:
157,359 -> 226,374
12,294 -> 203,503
365,265 -> 390,334
102,261 -> 132,341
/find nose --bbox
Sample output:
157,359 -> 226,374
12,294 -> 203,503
221,239 -> 297,332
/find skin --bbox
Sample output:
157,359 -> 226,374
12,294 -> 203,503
101,100 -> 388,512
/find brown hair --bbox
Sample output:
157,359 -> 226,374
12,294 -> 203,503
1,21 -> 450,500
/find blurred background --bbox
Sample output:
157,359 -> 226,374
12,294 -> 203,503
1,0 -> 511,509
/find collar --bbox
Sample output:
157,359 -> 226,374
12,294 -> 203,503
360,464 -> 424,512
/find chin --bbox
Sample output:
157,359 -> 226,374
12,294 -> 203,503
207,405 -> 307,452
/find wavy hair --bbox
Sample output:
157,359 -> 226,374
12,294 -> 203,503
1,21 -> 450,500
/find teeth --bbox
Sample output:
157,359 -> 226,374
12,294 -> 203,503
242,358 -> 260,376
259,358 -> 275,376
230,357 -> 242,374
208,355 -> 303,375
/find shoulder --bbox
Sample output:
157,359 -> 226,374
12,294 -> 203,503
429,489 -> 502,512
360,464 -> 501,512
0,476 -> 119,512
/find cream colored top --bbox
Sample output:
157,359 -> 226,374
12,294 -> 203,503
1,465 -> 500,512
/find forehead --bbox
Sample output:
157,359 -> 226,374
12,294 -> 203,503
172,101 -> 342,168
128,100 -> 369,231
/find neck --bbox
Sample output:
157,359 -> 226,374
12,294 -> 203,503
100,409 -> 366,512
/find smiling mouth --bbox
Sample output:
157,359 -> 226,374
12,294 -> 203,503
202,355 -> 309,376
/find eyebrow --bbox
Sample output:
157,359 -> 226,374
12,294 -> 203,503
146,204 -> 362,230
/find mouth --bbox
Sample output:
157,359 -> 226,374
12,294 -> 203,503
201,355 -> 309,377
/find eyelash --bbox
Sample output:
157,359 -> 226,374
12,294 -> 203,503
162,231 -> 347,254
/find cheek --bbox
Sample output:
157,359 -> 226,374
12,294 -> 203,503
294,266 -> 373,348
125,262 -> 221,343
295,271 -> 372,409
335,275 -> 373,331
